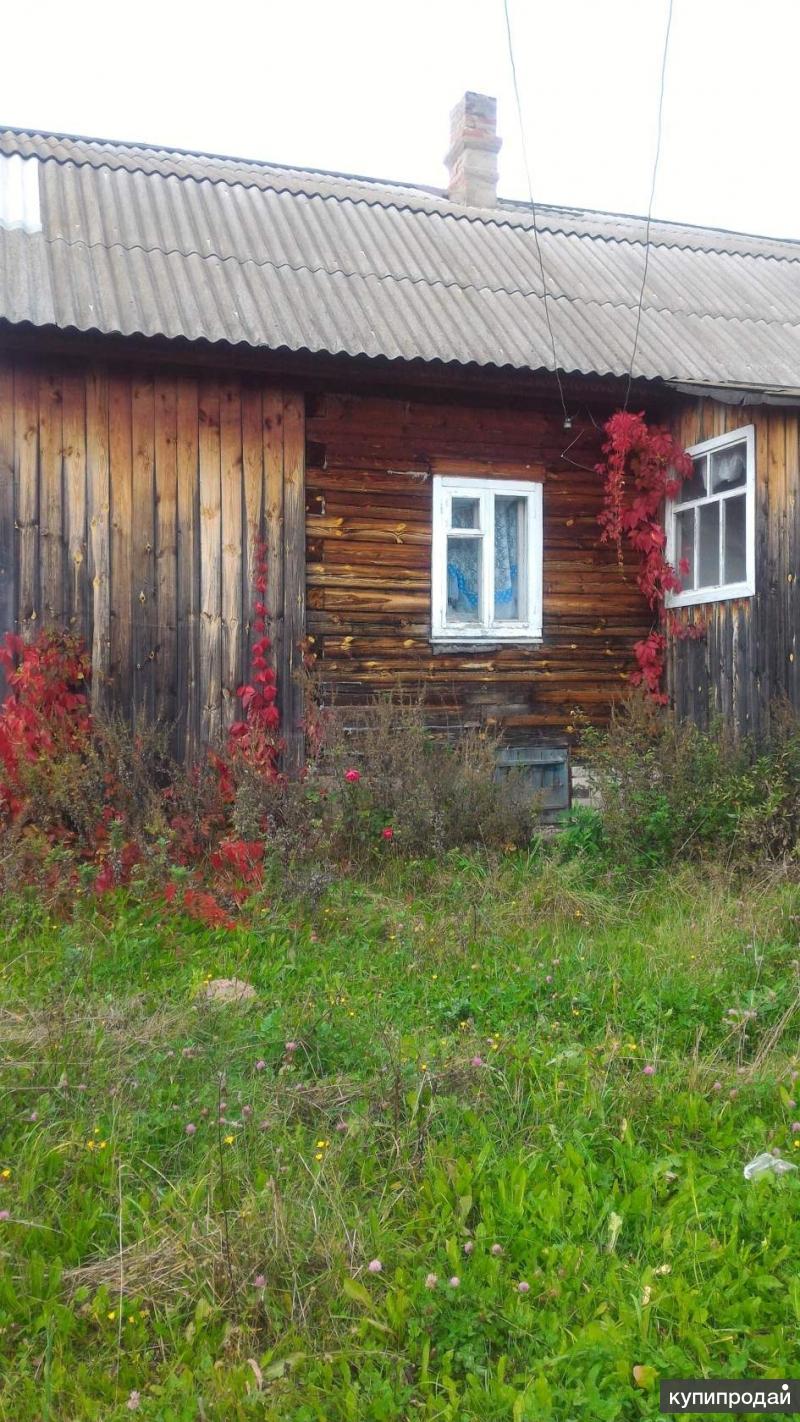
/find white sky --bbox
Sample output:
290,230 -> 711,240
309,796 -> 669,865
4,0 -> 800,240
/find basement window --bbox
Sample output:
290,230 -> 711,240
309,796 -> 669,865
665,425 -> 755,608
431,475 -> 542,641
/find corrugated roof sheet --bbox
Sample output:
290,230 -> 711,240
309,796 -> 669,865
1,124 -> 799,390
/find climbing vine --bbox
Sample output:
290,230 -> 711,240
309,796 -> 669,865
596,410 -> 695,703
228,538 -> 282,774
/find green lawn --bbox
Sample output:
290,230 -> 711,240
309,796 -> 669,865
1,853 -> 800,1419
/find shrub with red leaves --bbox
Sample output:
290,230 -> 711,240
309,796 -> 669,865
164,881 -> 236,930
0,541 -> 289,922
0,632 -> 92,821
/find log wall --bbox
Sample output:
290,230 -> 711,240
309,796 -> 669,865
668,398 -> 800,738
305,391 -> 651,739
0,355 -> 305,762
7,353 -> 790,756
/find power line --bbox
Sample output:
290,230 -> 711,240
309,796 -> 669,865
502,0 -> 570,427
623,0 -> 675,410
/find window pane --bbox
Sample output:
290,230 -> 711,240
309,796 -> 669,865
675,508 -> 695,590
711,442 -> 747,494
494,495 -> 523,620
451,497 -> 480,529
724,494 -> 747,583
698,502 -> 720,587
678,455 -> 707,503
446,536 -> 481,622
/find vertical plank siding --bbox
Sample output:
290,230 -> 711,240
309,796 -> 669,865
0,356 -> 303,760
667,399 -> 800,738
86,368 -> 111,707
0,363 -> 14,693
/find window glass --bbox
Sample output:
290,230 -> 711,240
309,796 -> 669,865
433,477 -> 541,639
494,495 -> 522,620
678,455 -> 707,503
698,502 -> 720,586
667,428 -> 753,607
711,442 -> 747,494
724,494 -> 747,583
446,536 -> 481,622
451,497 -> 480,529
675,508 -> 695,590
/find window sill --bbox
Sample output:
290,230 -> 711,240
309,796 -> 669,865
666,582 -> 754,610
430,636 -> 544,652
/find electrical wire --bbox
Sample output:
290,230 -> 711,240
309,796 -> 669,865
623,0 -> 675,410
502,0 -> 570,426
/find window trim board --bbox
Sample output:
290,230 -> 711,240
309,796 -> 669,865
431,474 -> 543,642
664,424 -> 756,609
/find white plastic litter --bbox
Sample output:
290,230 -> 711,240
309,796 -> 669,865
743,1151 -> 797,1181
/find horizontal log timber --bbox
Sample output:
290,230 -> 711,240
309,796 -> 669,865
306,388 -> 651,739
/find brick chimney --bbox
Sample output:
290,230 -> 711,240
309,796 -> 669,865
445,92 -> 502,208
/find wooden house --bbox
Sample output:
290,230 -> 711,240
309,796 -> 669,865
1,95 -> 799,799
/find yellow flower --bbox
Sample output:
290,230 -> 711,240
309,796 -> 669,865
0,1169 -> 10,1180
420,1063 -> 428,1072
432,974 -> 438,980
224,1135 -> 235,1146
316,1139 -> 329,1149
107,1310 -> 116,1321
314,1152 -> 324,1162
86,1140 -> 95,1151
98,1141 -> 107,1150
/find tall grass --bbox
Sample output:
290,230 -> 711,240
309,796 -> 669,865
1,855 -> 800,1418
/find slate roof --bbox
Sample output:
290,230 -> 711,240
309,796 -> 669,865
1,124 -> 799,391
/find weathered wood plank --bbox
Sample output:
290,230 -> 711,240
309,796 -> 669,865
198,381 -> 222,746
108,375 -> 133,713
14,365 -> 39,636
282,392 -> 306,770
131,378 -> 156,722
86,367 -> 111,708
38,371 -> 64,627
220,383 -> 243,730
241,386 -> 264,679
154,375 -> 178,726
0,361 -> 15,678
62,371 -> 87,636
263,389 -> 285,729
176,377 -> 200,758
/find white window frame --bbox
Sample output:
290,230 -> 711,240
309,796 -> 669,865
431,475 -> 543,642
665,425 -> 755,609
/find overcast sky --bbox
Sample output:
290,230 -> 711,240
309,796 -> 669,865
4,0 -> 799,240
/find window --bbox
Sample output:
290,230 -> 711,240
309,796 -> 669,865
665,425 -> 755,608
431,476 -> 542,641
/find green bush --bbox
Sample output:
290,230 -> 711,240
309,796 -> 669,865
318,694 -> 537,860
575,692 -> 800,873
